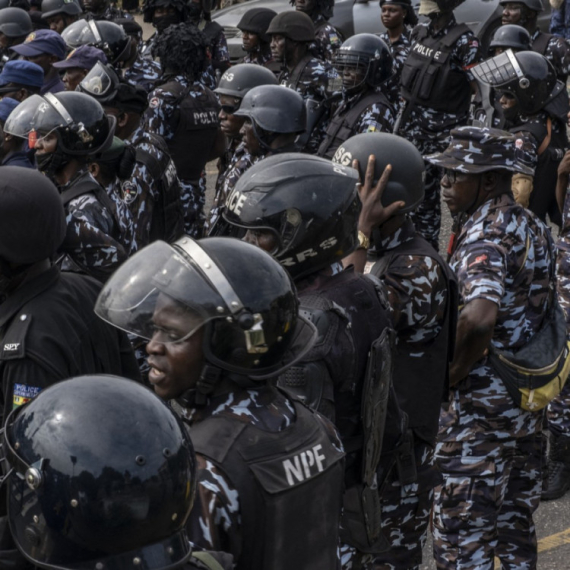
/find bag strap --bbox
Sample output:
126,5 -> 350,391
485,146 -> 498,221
537,117 -> 552,156
532,31 -> 552,56
286,54 -> 313,88
192,552 -> 225,570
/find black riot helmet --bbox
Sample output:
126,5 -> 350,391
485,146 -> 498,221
215,63 -> 278,100
4,91 -> 115,155
332,132 -> 425,214
233,84 -> 306,134
489,24 -> 531,52
95,236 -> 316,382
0,7 -> 32,37
472,49 -> 556,115
142,0 -> 188,23
41,0 -> 82,18
332,34 -> 393,93
4,375 -> 197,570
499,0 -> 543,13
289,0 -> 334,20
237,7 -> 277,44
222,154 -> 361,280
266,10 -> 315,43
61,19 -> 131,65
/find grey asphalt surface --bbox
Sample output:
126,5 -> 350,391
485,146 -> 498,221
139,15 -> 570,569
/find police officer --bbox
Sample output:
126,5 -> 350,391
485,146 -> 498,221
0,59 -> 42,100
0,7 -> 33,71
267,10 -> 337,154
52,44 -> 107,91
0,97 -> 34,167
3,375 -> 233,570
0,169 -> 140,569
115,17 -> 162,93
236,7 -> 277,67
4,91 -> 136,281
379,0 -> 416,111
489,23 -> 532,55
79,63 -> 183,247
338,133 -> 456,570
318,34 -> 394,159
290,0 -> 342,62
140,0 -> 187,58
397,0 -> 481,250
472,50 -> 567,223
501,0 -> 570,83
95,236 -> 346,570
219,154 -> 395,570
210,84 -> 306,236
83,0 -> 130,21
426,127 -> 550,569
143,23 -> 223,238
208,64 -> 278,233
10,28 -> 66,93
40,0 -> 82,33
62,18 -> 133,68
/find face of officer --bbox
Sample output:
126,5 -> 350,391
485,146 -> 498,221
270,34 -> 295,63
240,118 -> 262,156
241,30 -> 260,53
63,67 -> 88,92
381,4 -> 406,30
46,14 -> 71,34
25,53 -> 58,75
219,94 -> 245,139
295,0 -> 317,15
146,294 -> 205,401
501,3 -> 525,25
342,63 -> 367,92
243,228 -> 279,253
84,0 -> 107,14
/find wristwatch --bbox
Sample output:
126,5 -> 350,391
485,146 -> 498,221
357,231 -> 370,250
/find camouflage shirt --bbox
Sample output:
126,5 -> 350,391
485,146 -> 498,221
119,126 -> 182,247
241,48 -> 273,67
278,56 -> 338,153
199,20 -> 231,90
310,14 -> 342,62
440,193 -> 553,441
333,87 -> 395,135
373,216 -> 447,347
180,385 -> 342,559
58,171 -> 132,282
400,16 -> 481,145
531,28 -> 570,82
379,29 -> 411,113
123,53 -> 162,93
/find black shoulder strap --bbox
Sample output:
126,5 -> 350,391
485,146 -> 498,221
532,31 -> 552,56
136,146 -> 164,183
287,54 -> 313,88
60,176 -> 117,219
440,23 -> 470,48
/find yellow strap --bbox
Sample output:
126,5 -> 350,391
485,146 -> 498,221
192,552 -> 225,570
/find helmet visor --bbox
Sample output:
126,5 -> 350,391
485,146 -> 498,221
4,95 -> 66,140
471,50 -> 526,89
79,61 -> 118,100
61,19 -> 98,49
95,239 -> 243,344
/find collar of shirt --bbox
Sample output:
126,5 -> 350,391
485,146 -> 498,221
375,215 -> 416,252
459,192 -> 515,239
380,29 -> 411,47
0,265 -> 60,328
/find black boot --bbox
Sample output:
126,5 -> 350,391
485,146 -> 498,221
542,433 -> 570,501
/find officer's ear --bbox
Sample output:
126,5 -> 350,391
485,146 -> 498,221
117,112 -> 129,128
88,161 -> 100,179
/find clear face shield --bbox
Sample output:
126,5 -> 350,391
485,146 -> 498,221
471,49 -> 529,90
62,19 -> 103,50
79,61 -> 120,102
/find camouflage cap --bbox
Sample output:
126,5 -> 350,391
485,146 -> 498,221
424,126 -> 534,176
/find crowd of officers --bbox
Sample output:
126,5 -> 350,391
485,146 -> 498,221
0,0 -> 569,568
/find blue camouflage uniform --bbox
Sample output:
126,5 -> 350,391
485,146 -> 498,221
310,14 -> 342,62
334,88 -> 395,134
143,74 -> 219,237
123,53 -> 162,93
399,16 -> 481,250
278,56 -> 338,154
379,29 -> 411,113
550,0 -> 570,40
531,28 -> 570,82
199,20 -> 231,89
426,128 -> 553,570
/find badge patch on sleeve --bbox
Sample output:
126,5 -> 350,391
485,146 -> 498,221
13,384 -> 41,409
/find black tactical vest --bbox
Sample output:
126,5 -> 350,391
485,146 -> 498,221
318,91 -> 393,159
135,132 -> 184,243
370,234 -> 458,446
400,23 -> 472,115
161,80 -> 220,184
189,391 -> 345,570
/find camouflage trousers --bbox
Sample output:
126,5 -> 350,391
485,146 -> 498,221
407,139 -> 444,252
433,435 -> 542,570
340,443 -> 439,570
181,174 -> 207,238
547,380 -> 570,437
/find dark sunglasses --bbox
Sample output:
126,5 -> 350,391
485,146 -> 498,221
220,104 -> 240,115
441,168 -> 460,184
